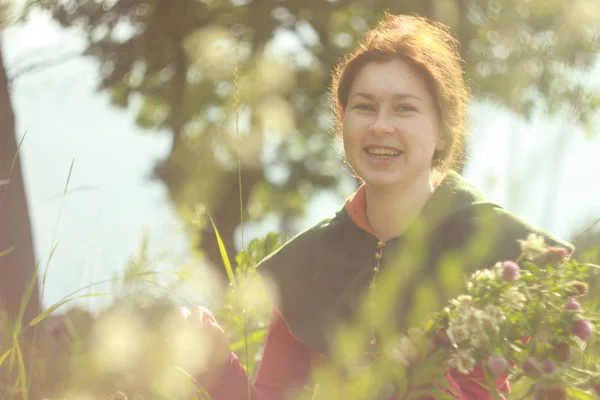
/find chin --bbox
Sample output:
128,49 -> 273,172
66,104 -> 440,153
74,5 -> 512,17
360,173 -> 407,189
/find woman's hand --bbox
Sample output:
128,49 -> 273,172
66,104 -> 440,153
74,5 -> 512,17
389,328 -> 433,367
166,306 -> 231,380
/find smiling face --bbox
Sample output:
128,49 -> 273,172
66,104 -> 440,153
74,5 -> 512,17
342,58 -> 445,189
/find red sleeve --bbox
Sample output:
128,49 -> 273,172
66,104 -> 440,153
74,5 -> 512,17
201,309 -> 312,400
402,364 -> 508,400
450,364 -> 510,400
399,371 -> 462,399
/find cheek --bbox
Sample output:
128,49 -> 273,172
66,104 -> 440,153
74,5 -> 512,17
341,121 -> 362,165
341,117 -> 358,145
409,120 -> 439,149
341,123 -> 351,154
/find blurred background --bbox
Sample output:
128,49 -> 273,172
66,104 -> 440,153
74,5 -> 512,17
1,0 -> 600,320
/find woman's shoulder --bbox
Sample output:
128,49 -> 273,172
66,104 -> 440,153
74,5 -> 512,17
487,206 -> 572,250
428,172 -> 573,271
255,208 -> 356,273
441,172 -> 572,245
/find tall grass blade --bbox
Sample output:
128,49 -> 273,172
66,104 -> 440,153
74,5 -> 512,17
0,348 -> 11,367
141,278 -> 191,306
14,265 -> 40,335
208,214 -> 236,290
28,292 -> 106,327
40,158 -> 74,302
233,46 -> 251,400
42,242 -> 59,286
575,216 -> 600,243
0,245 -> 15,258
234,51 -> 244,253
0,130 -> 27,214
13,333 -> 28,400
30,159 -> 76,375
54,270 -> 163,306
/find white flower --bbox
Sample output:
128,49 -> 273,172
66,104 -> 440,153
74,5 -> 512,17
471,333 -> 490,349
502,288 -> 527,310
493,262 -> 503,274
464,308 -> 485,332
452,295 -> 473,309
448,306 -> 488,348
448,348 -> 476,374
447,322 -> 470,345
448,304 -> 508,349
483,305 -> 506,330
465,308 -> 491,348
518,233 -> 547,260
471,268 -> 496,282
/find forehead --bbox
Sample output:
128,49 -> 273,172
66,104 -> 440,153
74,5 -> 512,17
348,58 -> 431,98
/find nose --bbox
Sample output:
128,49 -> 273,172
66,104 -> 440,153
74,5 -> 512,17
369,110 -> 394,134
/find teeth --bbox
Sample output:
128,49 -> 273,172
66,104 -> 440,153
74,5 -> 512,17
367,147 -> 401,156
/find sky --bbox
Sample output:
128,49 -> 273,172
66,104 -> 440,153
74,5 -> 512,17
3,9 -> 600,311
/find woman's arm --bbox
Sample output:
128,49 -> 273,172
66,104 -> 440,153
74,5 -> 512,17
201,309 -> 312,400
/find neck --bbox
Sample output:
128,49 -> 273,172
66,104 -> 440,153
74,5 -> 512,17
364,171 -> 442,241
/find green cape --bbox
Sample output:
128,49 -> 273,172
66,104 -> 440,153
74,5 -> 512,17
258,172 -> 573,356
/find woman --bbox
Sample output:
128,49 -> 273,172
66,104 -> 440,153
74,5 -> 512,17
180,13 -> 572,400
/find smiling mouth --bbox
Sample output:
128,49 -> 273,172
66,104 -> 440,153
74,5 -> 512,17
365,147 -> 403,158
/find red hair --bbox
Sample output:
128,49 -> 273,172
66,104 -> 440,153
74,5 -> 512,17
330,13 -> 471,171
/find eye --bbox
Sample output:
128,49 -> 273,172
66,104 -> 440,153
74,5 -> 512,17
355,103 -> 375,111
396,104 -> 417,113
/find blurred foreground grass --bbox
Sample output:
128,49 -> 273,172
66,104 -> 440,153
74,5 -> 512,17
0,230 -> 598,399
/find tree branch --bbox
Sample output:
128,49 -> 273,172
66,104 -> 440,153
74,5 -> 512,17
8,49 -> 83,83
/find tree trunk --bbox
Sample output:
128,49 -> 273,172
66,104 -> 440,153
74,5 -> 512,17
0,32 -> 41,325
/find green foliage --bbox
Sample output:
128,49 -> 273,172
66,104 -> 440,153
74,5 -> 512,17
572,223 -> 600,293
0,229 -> 599,399
0,233 -> 282,399
216,232 -> 283,376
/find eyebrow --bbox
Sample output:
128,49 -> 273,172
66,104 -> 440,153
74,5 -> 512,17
350,92 -> 424,103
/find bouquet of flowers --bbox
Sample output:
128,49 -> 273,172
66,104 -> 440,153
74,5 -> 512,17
395,234 -> 599,399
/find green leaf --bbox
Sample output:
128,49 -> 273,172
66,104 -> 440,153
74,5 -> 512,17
523,261 -> 543,276
28,292 -> 106,327
408,350 -> 449,387
208,214 -> 237,291
0,348 -> 11,367
567,387 -> 597,399
482,364 -> 503,400
405,388 -> 456,400
235,249 -> 249,271
230,328 -> 267,352
520,274 -> 537,283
